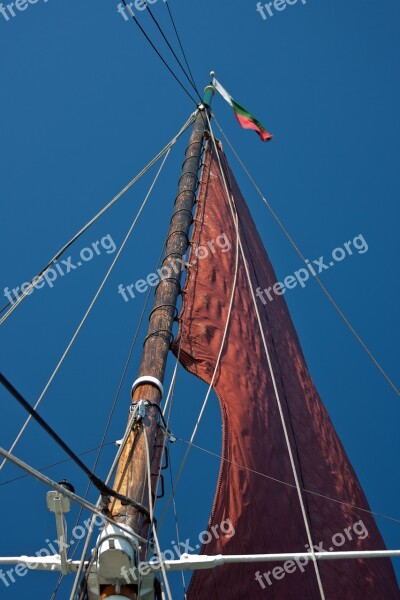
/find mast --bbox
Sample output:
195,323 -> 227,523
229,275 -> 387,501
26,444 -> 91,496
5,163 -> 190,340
102,83 -> 215,599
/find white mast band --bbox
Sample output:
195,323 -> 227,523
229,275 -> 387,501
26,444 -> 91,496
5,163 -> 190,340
131,376 -> 164,398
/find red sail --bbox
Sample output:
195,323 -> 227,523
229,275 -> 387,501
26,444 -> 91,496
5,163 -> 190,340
173,141 -> 399,599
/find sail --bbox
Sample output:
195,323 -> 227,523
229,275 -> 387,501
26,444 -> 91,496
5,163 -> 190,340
172,140 -> 400,599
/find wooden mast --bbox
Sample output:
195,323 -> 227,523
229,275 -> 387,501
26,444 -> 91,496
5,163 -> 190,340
102,84 -> 215,599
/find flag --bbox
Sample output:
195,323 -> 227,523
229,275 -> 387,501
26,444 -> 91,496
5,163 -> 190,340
212,76 -> 273,142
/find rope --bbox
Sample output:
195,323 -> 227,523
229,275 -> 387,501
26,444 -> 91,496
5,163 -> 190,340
68,221 -> 174,600
0,112 -> 195,326
168,450 -> 187,595
142,0 -> 202,102
0,372 -> 150,517
0,445 -> 141,542
121,0 -> 198,106
212,115 -> 400,399
0,149 -> 171,476
67,404 -> 149,600
65,198 -> 175,600
206,114 -> 326,600
143,423 -> 173,600
0,442 -> 114,488
164,0 -> 199,98
49,280 -> 159,600
176,437 -> 400,527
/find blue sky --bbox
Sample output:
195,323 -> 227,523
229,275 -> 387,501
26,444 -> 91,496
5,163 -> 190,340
0,0 -> 399,598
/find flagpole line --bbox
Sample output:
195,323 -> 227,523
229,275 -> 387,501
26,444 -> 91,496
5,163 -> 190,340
212,115 -> 400,400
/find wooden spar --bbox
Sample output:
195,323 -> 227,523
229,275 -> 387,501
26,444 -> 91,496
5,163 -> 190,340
102,86 -> 215,599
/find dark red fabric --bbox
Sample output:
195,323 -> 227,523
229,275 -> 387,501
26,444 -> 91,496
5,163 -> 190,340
173,142 -> 399,599
234,112 -> 273,142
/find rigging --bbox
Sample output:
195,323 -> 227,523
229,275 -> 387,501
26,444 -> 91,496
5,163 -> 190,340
0,372 -> 150,518
142,0 -> 202,102
164,0 -> 199,98
0,114 -> 195,325
121,0 -> 198,106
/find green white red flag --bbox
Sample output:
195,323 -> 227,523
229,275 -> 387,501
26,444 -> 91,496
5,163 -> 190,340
212,77 -> 272,142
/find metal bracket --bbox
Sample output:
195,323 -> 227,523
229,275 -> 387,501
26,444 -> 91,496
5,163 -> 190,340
159,425 -> 176,444
46,490 -> 71,574
129,399 -> 147,422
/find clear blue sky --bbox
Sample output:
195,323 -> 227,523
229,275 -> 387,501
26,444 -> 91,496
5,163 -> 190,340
0,0 -> 399,598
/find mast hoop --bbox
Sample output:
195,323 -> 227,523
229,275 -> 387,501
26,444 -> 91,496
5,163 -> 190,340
154,277 -> 182,295
142,329 -> 175,348
174,188 -> 197,206
163,250 -> 186,263
165,229 -> 190,246
170,207 -> 194,224
131,375 -> 164,398
149,304 -> 179,322
178,170 -> 200,189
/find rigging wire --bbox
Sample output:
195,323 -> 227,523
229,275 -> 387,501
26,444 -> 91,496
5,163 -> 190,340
158,255 -> 194,597
0,147 -> 172,476
121,0 -> 198,106
2,151 -> 172,596
176,437 -> 400,527
206,115 -> 326,599
68,233 -> 174,600
142,0 -> 202,102
0,442 -> 114,488
143,423 -> 173,600
68,179 -> 192,597
0,444 -> 146,542
54,237 -> 169,600
0,372 -> 150,517
49,284 -> 158,600
167,449 -> 187,595
164,0 -> 199,97
212,115 -> 400,400
68,401 -> 151,600
0,112 -> 196,326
